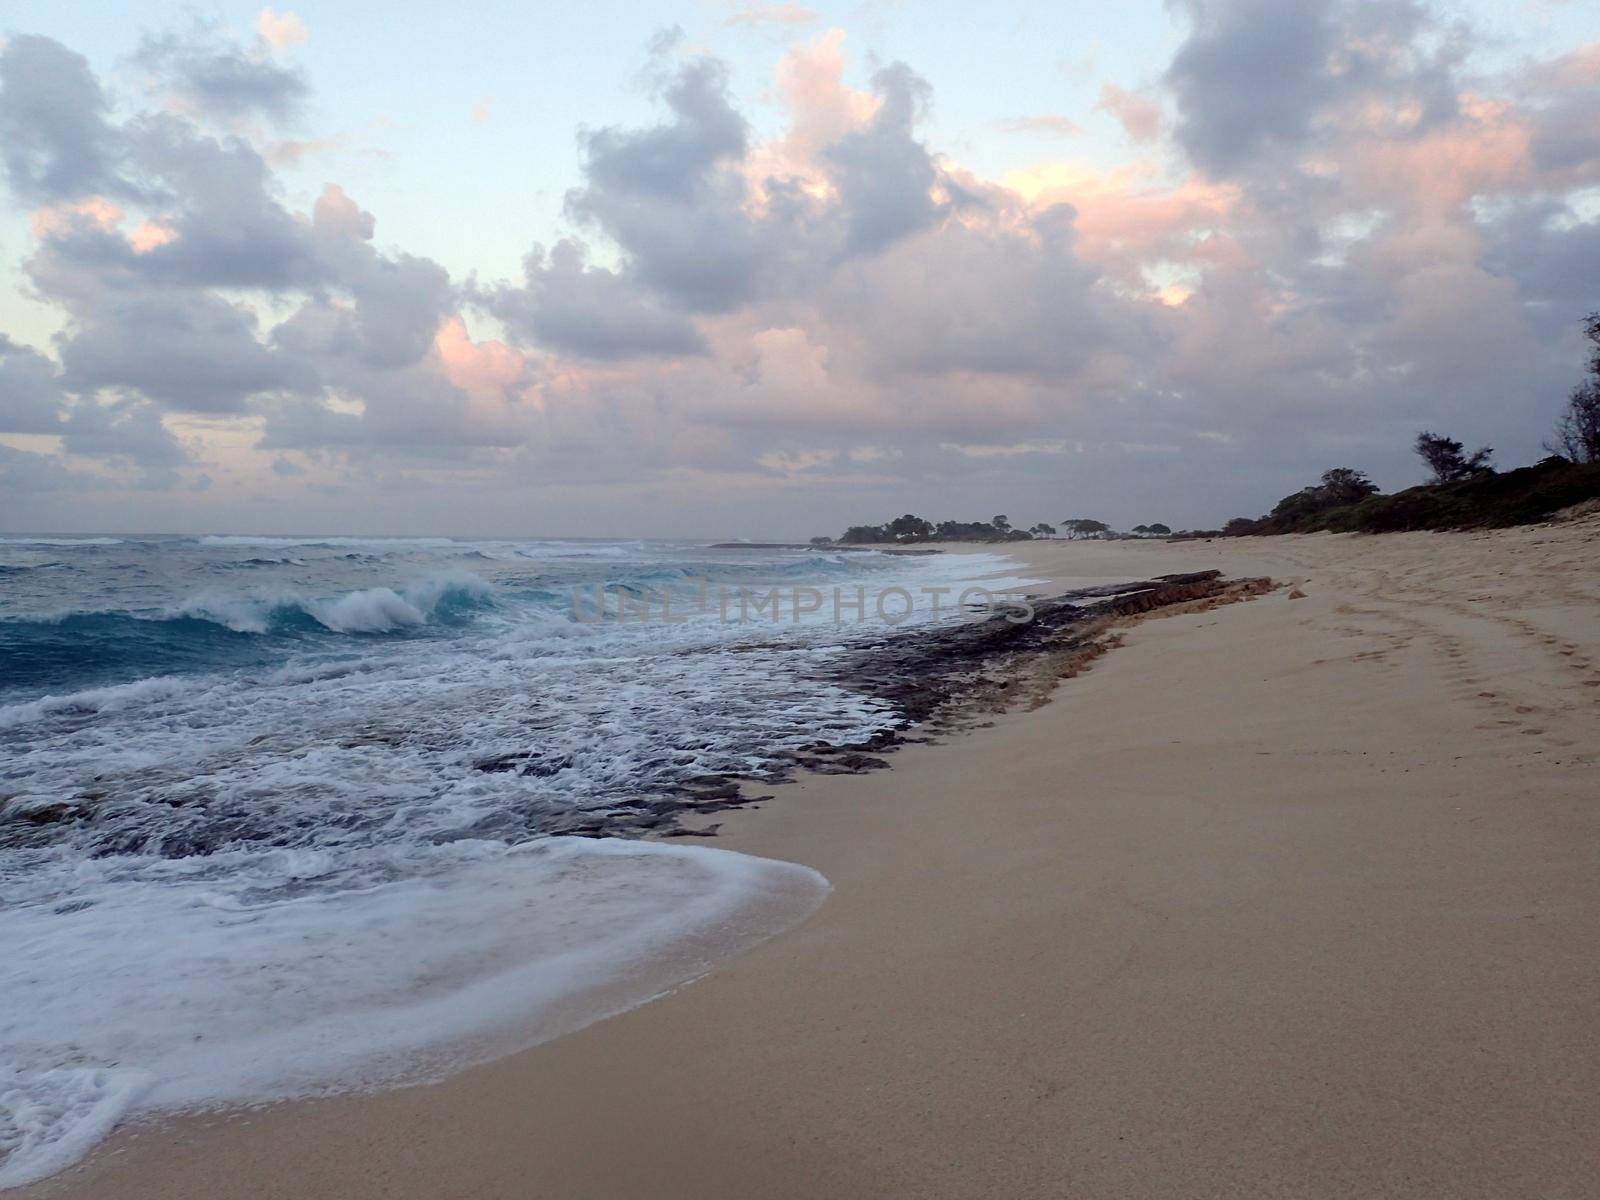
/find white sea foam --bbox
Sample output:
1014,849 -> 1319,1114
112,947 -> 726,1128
0,543 -> 1041,1187
0,674 -> 204,731
0,839 -> 827,1188
167,571 -> 495,635
0,1068 -> 151,1190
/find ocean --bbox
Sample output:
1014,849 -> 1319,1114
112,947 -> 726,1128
0,533 -> 1033,1186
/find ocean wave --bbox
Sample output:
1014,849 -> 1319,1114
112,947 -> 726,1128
0,674 -> 203,731
197,535 -> 462,549
0,839 -> 826,1188
0,540 -> 1028,1186
173,572 -> 495,635
0,537 -> 123,547
0,575 -> 500,704
1,573 -> 496,638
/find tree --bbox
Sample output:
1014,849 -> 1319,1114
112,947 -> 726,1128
1131,524 -> 1150,535
886,513 -> 935,541
1061,518 -> 1110,539
1269,467 -> 1381,525
1316,468 -> 1378,506
1028,522 -> 1056,537
1147,522 -> 1171,536
991,514 -> 1011,534
1415,431 -> 1494,484
1547,312 -> 1600,464
841,523 -> 890,544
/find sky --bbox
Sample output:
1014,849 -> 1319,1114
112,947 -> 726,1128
1,1 -> 1597,537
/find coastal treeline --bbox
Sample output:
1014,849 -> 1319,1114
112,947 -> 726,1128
1224,313 -> 1600,536
828,313 -> 1600,546
819,514 -> 1174,546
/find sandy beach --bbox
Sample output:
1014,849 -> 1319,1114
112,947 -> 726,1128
23,521 -> 1600,1199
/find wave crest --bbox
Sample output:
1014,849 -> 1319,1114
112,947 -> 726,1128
174,572 -> 495,635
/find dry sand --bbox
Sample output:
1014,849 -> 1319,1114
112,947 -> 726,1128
24,521 -> 1600,1199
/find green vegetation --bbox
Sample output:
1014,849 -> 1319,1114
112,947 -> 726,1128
837,515 -> 1037,544
1234,456 -> 1600,535
830,314 -> 1600,545
828,514 -> 1182,545
1060,518 -> 1110,538
1220,310 -> 1600,537
1547,312 -> 1600,465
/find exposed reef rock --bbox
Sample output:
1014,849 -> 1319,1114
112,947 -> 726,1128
591,570 -> 1273,838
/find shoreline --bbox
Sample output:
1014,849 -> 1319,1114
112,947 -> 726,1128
20,521 -> 1600,1198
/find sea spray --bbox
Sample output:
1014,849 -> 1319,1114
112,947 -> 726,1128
0,534 -> 1038,1184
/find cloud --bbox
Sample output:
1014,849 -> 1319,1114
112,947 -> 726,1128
1166,0 -> 1337,174
565,54 -> 765,312
821,62 -> 941,256
1165,0 -> 1461,178
0,35 -> 128,202
1,16 -> 1599,532
481,239 -> 708,360
1094,83 -> 1161,143
0,333 -> 67,432
134,23 -> 309,123
0,442 -> 94,496
725,2 -> 819,30
59,396 -> 190,467
256,8 -> 309,52
57,288 -> 301,412
994,114 -> 1086,138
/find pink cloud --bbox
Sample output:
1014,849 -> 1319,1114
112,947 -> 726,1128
774,30 -> 878,155
1095,83 -> 1163,143
311,184 -> 375,241
256,8 -> 308,52
725,2 -> 819,30
29,197 -> 123,239
1333,96 -> 1534,217
129,220 -> 178,253
433,318 -> 537,403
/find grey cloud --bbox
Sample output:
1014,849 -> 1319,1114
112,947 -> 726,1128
124,116 -> 323,287
19,117 -> 324,294
267,248 -> 454,373
558,50 -> 948,321
0,442 -> 88,495
0,35 -> 128,202
256,363 -> 533,453
1166,0 -> 1339,175
821,63 -> 940,256
1166,0 -> 1461,178
825,203 -> 1136,379
59,396 -> 190,466
133,25 -> 308,123
342,253 -> 454,369
1529,92 -> 1600,175
1481,203 -> 1600,338
481,239 -> 707,360
581,56 -> 746,199
0,333 -> 67,432
58,289 -> 303,412
565,55 -> 768,311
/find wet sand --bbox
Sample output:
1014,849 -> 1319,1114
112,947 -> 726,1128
24,520 -> 1600,1199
